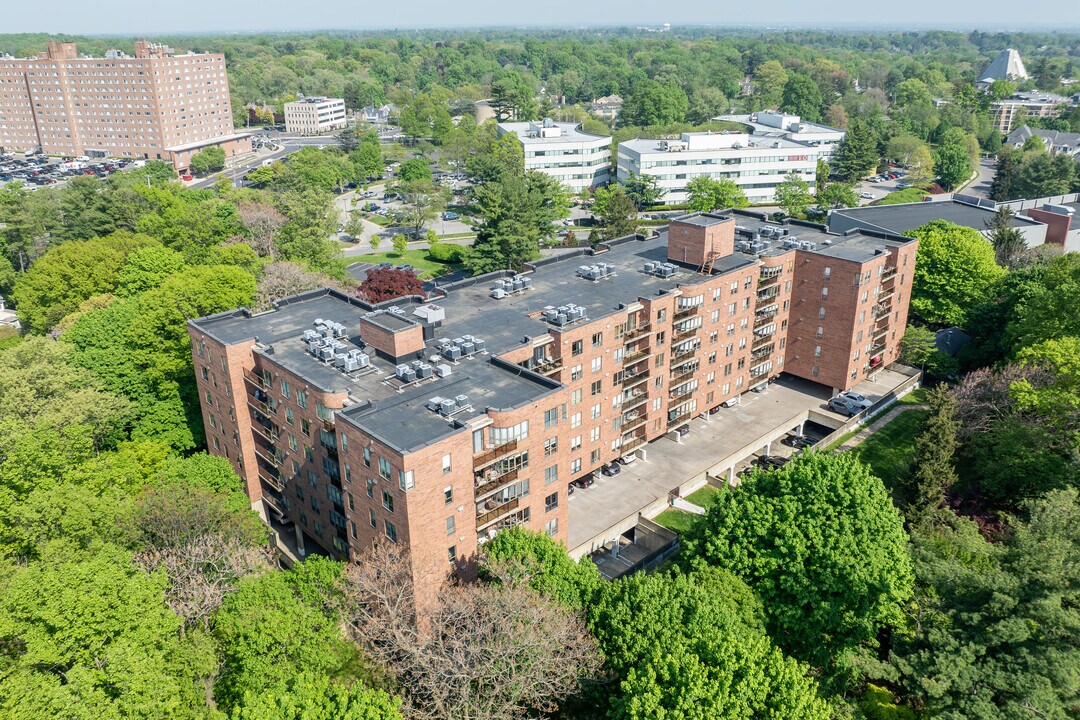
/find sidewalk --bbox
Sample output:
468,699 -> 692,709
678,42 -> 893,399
833,404 -> 928,453
671,497 -> 706,515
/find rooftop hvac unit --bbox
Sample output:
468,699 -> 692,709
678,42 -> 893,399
443,345 -> 462,360
334,353 -> 349,369
331,341 -> 347,353
454,394 -> 469,406
735,240 -> 751,252
544,308 -> 559,322
554,313 -> 568,325
491,288 -> 507,299
356,352 -> 370,368
453,337 -> 465,345
436,364 -> 452,378
460,341 -> 475,355
749,241 -> 767,253
644,260 -> 658,273
313,318 -> 324,326
800,241 -> 817,251
303,329 -> 319,342
439,399 -> 457,416
657,264 -> 677,278
342,356 -> 361,372
395,364 -> 412,379
416,363 -> 433,378
388,306 -> 405,315
317,345 -> 335,362
332,322 -> 347,338
521,277 -> 533,290
426,397 -> 445,412
493,279 -> 507,290
400,368 -> 416,382
473,338 -> 486,353
320,326 -> 334,339
436,338 -> 451,347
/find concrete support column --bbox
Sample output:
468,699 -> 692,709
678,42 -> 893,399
762,442 -> 771,458
727,466 -> 735,485
295,526 -> 306,557
795,422 -> 804,436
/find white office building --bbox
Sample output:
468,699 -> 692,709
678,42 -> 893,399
617,131 -> 823,205
284,97 -> 348,135
714,110 -> 845,159
497,119 -> 611,191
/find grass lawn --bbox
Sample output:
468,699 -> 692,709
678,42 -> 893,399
873,187 -> 930,206
360,249 -> 460,279
850,408 -> 929,489
826,386 -> 930,450
653,509 -> 699,535
685,485 -> 722,508
362,213 -> 393,227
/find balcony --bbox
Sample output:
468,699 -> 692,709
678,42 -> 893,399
673,304 -> 701,321
668,410 -> 692,426
621,414 -> 647,433
752,334 -> 774,350
873,326 -> 889,342
672,327 -> 698,344
751,343 -> 774,360
622,392 -> 648,412
871,342 -> 886,355
877,289 -> 895,304
243,368 -> 270,390
321,442 -> 339,460
250,418 -> 280,443
623,349 -> 649,365
873,303 -> 892,318
246,391 -> 276,417
263,493 -> 284,515
623,324 -> 651,342
622,436 -> 646,453
755,304 -> 779,321
760,265 -> 783,280
669,390 -> 695,406
259,470 -> 284,492
535,358 -> 563,376
756,286 -> 780,304
881,266 -> 898,281
475,466 -> 521,499
749,362 -> 771,378
474,439 -> 519,470
672,342 -> 700,360
622,371 -> 650,390
670,362 -> 699,383
476,497 -> 521,530
753,324 -> 777,338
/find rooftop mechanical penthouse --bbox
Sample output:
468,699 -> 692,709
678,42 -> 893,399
189,212 -> 917,604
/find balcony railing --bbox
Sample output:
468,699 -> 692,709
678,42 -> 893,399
881,266 -> 898,281
253,445 -> 284,469
755,304 -> 779,320
622,392 -> 648,412
672,342 -> 700,360
476,497 -> 521,530
752,334 -> 774,350
475,467 -> 521,499
670,363 -> 699,383
263,493 -> 284,515
622,436 -> 646,453
873,303 -> 892,318
474,439 -> 519,469
669,390 -> 695,406
760,265 -> 784,280
623,324 -> 651,342
871,343 -> 886,355
243,369 -> 270,390
622,370 -> 650,389
751,343 -> 774,360
753,324 -> 777,338
621,414 -> 647,433
668,410 -> 692,426
756,287 -> 781,303
749,363 -> 771,378
673,304 -> 701,321
250,419 -> 280,443
259,470 -> 284,492
873,326 -> 889,341
246,394 -> 276,417
877,289 -> 895,303
672,327 -> 698,344
623,349 -> 649,365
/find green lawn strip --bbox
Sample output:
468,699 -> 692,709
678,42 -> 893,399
652,509 -> 699,535
872,187 -> 931,206
824,386 -> 929,451
362,213 -> 393,227
438,232 -> 476,240
685,485 -> 722,507
359,249 -> 459,279
850,409 -> 930,489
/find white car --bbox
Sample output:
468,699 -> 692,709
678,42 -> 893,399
859,192 -> 875,200
839,391 -> 873,410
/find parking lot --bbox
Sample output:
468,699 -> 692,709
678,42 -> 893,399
0,152 -> 141,190
566,368 -> 916,558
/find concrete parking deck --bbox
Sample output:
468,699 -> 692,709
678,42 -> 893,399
567,368 -> 914,558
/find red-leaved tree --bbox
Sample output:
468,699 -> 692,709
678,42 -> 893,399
359,268 -> 424,303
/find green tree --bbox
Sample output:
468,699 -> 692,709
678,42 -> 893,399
489,71 -> 538,121
369,234 -> 382,252
685,176 -> 748,212
622,172 -> 665,209
816,181 -> 859,209
780,73 -> 823,122
934,128 -> 974,191
480,527 -> 603,610
595,185 -> 638,242
620,79 -> 689,127
116,245 -> 187,297
396,179 -> 447,239
391,234 -> 408,256
396,157 -> 431,183
465,170 -> 569,273
683,452 -> 914,680
898,324 -> 956,377
190,146 -> 226,176
830,117 -> 878,181
903,220 -> 1005,326
230,672 -> 401,720
984,205 -> 1027,269
0,541 -> 214,720
753,60 -> 789,108
350,142 -> 384,184
904,384 -> 959,526
774,172 -> 813,216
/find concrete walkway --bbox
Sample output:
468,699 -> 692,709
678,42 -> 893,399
671,497 -> 706,515
833,404 -> 928,453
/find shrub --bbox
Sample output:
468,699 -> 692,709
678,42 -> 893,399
428,244 -> 465,263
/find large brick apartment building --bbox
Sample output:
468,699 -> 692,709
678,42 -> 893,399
0,40 -> 250,172
188,211 -> 916,605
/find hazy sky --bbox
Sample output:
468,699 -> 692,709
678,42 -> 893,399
4,0 -> 1076,35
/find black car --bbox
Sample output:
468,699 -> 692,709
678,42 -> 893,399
600,462 -> 621,477
571,475 -> 596,489
781,435 -> 815,449
753,455 -> 787,470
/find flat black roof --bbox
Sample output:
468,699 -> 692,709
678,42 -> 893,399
363,311 -> 416,332
729,211 -> 912,263
829,200 -> 1039,235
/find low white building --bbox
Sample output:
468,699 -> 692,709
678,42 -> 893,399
497,119 -> 611,191
617,131 -> 822,205
714,110 -> 845,159
284,97 -> 348,135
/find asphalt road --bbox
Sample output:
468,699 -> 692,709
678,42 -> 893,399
965,157 -> 997,199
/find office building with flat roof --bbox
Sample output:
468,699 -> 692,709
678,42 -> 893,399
498,119 -> 611,191
189,212 -> 916,605
0,40 -> 250,171
617,131 -> 823,205
714,110 -> 845,158
284,97 -> 348,135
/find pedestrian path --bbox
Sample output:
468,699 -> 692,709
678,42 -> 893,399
834,405 -> 928,453
671,497 -> 706,515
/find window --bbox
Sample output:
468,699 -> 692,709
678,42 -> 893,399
297,389 -> 308,408
592,332 -> 603,347
816,326 -> 824,339
545,519 -> 558,537
399,469 -> 414,491
819,307 -> 826,320
571,364 -> 582,381
589,426 -> 601,442
280,380 -> 290,399
728,302 -> 737,316
311,496 -> 319,511
442,453 -> 452,474
591,380 -> 602,396
570,458 -> 582,474
570,388 -> 582,405
544,437 -> 558,456
351,521 -> 357,539
384,521 -> 397,543
378,457 -> 391,480
544,407 -> 559,428
545,466 -> 558,485
571,340 -> 583,356
545,492 -> 559,511
570,412 -> 581,429
823,266 -> 831,280
382,490 -> 394,513
821,287 -> 829,300
571,435 -> 582,451
814,345 -> 822,357
285,407 -> 294,425
448,546 -> 457,564
591,357 -> 602,373
591,403 -> 602,419
366,478 -> 375,498
301,418 -> 310,435
446,516 -> 455,535
369,508 -> 376,528
444,486 -> 453,505
363,446 -> 371,467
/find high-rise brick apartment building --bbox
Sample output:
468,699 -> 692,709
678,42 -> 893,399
0,40 -> 250,172
188,211 -> 916,606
